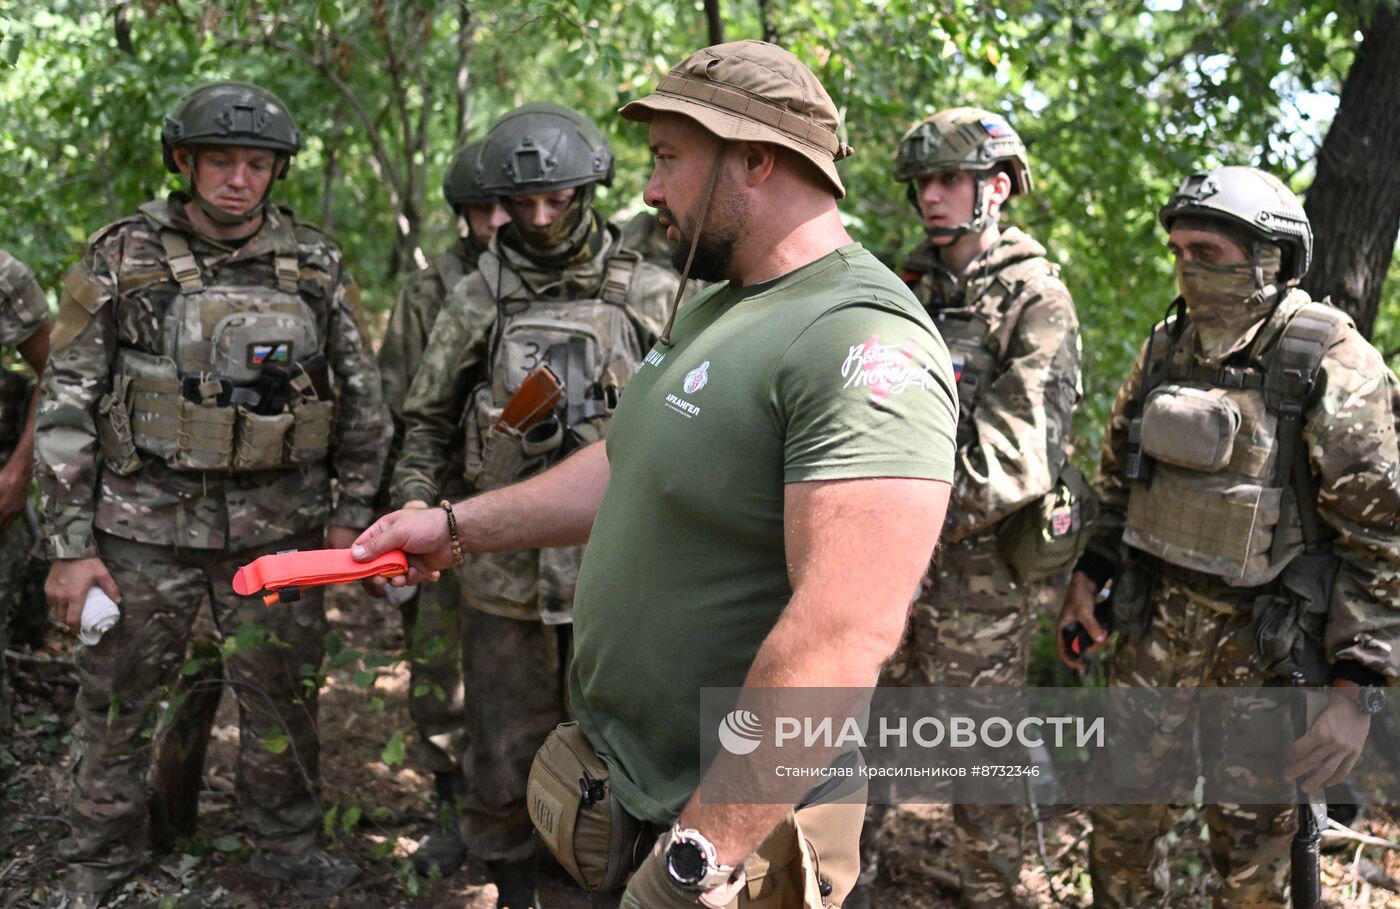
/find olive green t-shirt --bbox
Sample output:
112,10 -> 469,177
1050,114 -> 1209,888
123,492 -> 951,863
569,244 -> 958,825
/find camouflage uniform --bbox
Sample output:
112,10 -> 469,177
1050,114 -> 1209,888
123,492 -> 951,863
377,236 -> 482,777
1082,291 -> 1400,908
0,249 -> 49,728
35,194 -> 387,894
865,227 -> 1081,906
392,219 -> 679,864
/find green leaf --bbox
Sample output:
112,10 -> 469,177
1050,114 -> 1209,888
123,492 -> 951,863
341,803 -> 362,834
323,803 -> 339,839
381,730 -> 406,766
262,731 -> 290,755
213,835 -> 242,853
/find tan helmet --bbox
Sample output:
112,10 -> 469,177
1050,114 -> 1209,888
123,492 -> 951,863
895,107 -> 1031,238
618,40 -> 854,198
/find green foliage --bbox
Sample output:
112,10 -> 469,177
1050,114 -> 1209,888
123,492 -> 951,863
381,729 -> 406,766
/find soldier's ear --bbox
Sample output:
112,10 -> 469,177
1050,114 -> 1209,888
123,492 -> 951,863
171,147 -> 194,178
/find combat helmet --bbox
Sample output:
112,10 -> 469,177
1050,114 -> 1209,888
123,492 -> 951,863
1159,166 -> 1313,282
442,139 -> 491,208
895,107 -> 1031,239
162,81 -> 302,178
477,103 -> 614,196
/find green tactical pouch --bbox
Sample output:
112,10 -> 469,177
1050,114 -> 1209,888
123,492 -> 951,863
1140,384 -> 1241,472
172,398 -> 236,471
996,462 -> 1098,583
528,721 -> 644,893
286,398 -> 333,464
1109,557 -> 1158,643
96,378 -> 142,477
477,420 -> 560,491
233,406 -> 295,471
1252,550 -> 1335,683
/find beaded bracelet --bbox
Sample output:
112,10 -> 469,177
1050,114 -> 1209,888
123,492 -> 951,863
441,500 -> 464,566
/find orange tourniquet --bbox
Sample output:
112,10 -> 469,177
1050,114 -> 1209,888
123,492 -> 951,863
232,548 -> 409,605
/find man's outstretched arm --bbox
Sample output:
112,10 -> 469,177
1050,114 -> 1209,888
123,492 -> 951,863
352,440 -> 611,581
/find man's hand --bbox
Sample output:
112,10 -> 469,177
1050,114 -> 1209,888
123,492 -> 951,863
361,501 -> 430,596
353,502 -> 451,585
1056,570 -> 1108,671
1286,686 -> 1372,792
0,458 -> 28,530
45,557 -> 121,634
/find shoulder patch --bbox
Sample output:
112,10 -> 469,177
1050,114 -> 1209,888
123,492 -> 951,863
52,265 -> 107,351
86,213 -> 144,248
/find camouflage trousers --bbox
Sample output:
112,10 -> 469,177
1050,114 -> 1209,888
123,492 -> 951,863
862,531 -> 1037,908
399,568 -> 467,775
0,513 -> 34,728
59,530 -> 328,894
458,604 -> 570,862
1089,572 -> 1294,909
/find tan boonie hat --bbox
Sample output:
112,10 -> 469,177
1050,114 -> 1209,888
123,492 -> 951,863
618,40 -> 854,198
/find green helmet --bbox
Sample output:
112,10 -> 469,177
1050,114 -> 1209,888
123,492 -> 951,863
894,107 -> 1032,194
442,139 -> 491,207
1159,166 -> 1313,282
477,103 -> 614,196
161,81 -> 301,178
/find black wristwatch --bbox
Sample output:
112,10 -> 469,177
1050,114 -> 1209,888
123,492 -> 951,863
1353,686 -> 1387,716
663,825 -> 735,891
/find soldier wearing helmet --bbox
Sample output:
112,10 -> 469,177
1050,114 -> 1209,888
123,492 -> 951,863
385,101 -> 689,907
855,107 -> 1083,909
1057,165 -> 1400,908
373,137 -> 509,879
36,81 -> 388,906
358,41 -> 958,909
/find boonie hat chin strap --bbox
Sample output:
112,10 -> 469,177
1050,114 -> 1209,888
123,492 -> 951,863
659,145 -> 727,348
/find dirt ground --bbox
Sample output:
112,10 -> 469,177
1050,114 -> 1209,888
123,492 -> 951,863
5,586 -> 1400,908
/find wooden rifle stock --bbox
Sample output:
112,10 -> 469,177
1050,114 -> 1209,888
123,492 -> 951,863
494,364 -> 564,434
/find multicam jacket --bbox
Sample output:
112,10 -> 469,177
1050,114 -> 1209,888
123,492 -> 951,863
1084,292 -> 1400,680
36,193 -> 388,557
902,226 -> 1082,543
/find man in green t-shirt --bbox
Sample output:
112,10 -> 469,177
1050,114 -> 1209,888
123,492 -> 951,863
354,40 -> 959,909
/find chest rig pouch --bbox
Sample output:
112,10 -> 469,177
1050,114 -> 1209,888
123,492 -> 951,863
97,222 -> 334,475
1123,302 -> 1347,591
462,250 -> 644,619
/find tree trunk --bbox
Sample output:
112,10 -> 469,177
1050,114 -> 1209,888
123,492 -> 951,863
149,635 -> 224,852
704,0 -> 724,46
1301,4 -> 1400,340
456,0 -> 476,142
757,0 -> 778,44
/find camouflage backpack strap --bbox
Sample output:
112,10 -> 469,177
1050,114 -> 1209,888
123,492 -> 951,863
600,247 -> 640,306
265,215 -> 301,295
1265,301 -> 1350,557
157,230 -> 205,295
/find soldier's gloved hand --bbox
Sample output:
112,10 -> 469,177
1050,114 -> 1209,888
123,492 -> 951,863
362,501 -> 430,597
620,842 -> 746,909
1285,687 -> 1372,792
352,501 -> 450,585
1056,571 -> 1108,671
45,557 -> 122,634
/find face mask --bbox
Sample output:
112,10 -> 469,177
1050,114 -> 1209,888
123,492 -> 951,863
1177,246 -> 1282,362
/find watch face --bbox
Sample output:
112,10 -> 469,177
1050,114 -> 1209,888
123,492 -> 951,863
1360,688 -> 1387,715
666,840 -> 707,886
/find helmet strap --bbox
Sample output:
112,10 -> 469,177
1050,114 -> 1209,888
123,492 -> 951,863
659,145 -> 726,348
